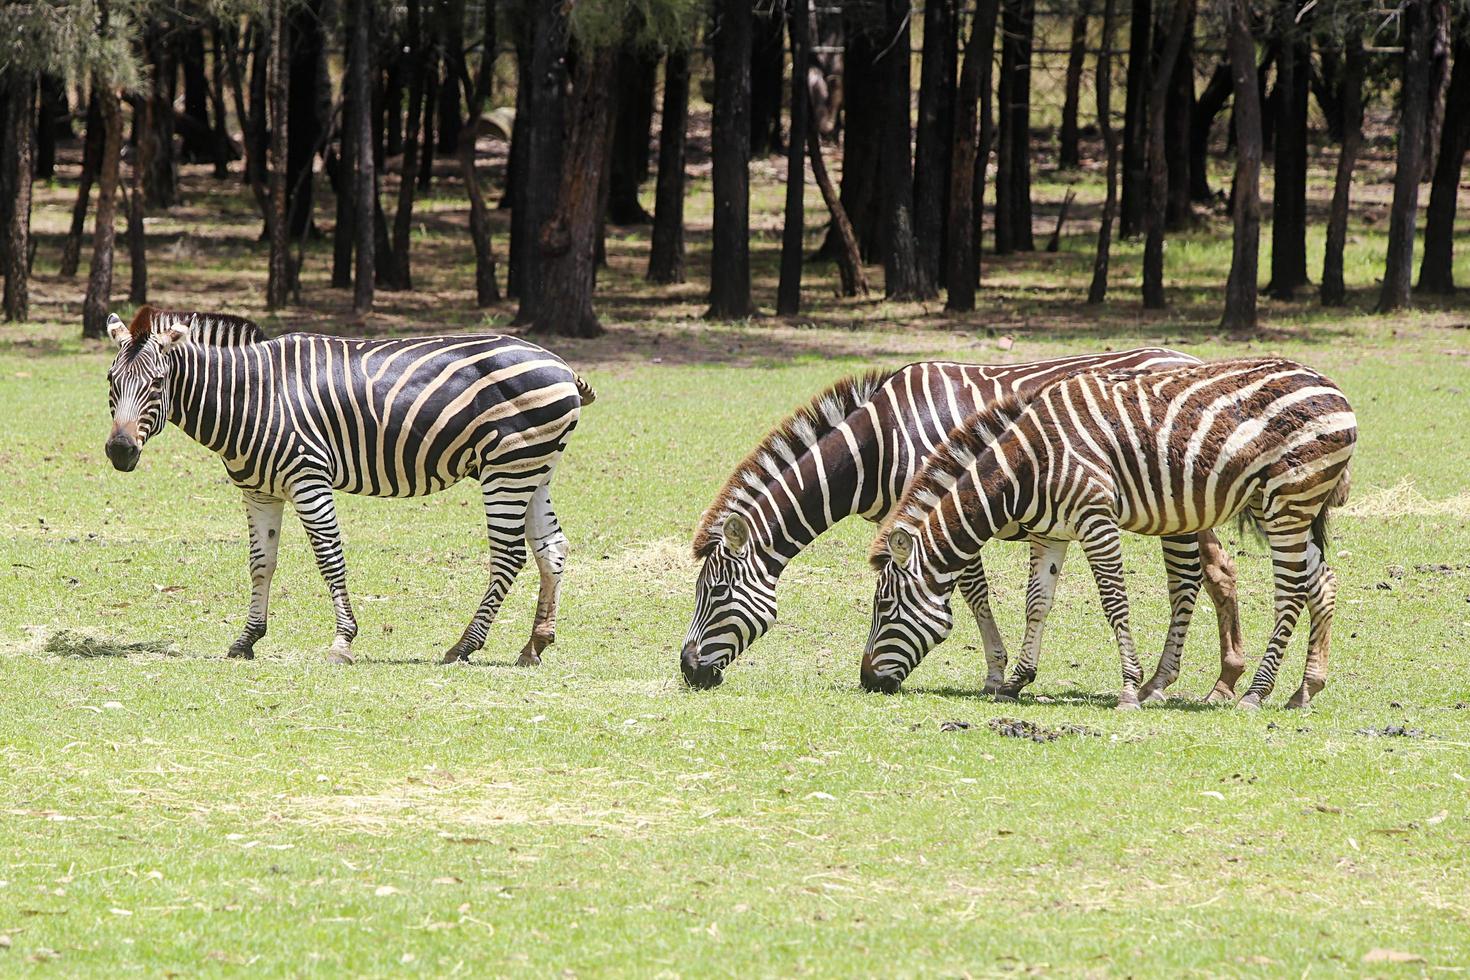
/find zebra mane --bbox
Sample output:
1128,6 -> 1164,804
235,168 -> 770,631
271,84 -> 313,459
128,305 -> 271,347
869,394 -> 1028,569
693,369 -> 895,559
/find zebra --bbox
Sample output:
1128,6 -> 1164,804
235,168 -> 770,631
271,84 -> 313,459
103,305 -> 593,666
865,358 -> 1356,710
681,349 -> 1247,701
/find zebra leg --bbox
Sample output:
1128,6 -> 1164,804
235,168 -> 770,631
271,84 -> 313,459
515,481 -> 568,667
228,491 -> 285,659
291,483 -> 359,665
955,558 -> 1009,694
997,539 -> 1068,701
1238,526 -> 1313,710
1139,535 -> 1203,703
441,479 -> 533,664
1288,559 -> 1337,709
1079,523 -> 1143,710
1197,529 -> 1247,703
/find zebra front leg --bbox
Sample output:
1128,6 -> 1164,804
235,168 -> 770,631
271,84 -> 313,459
997,539 -> 1068,701
442,480 -> 533,664
515,482 -> 567,667
955,558 -> 1009,694
1239,527 -> 1313,710
228,492 -> 285,659
1079,522 -> 1143,711
1197,529 -> 1247,703
291,483 -> 359,665
1288,557 -> 1337,709
1139,535 -> 1204,703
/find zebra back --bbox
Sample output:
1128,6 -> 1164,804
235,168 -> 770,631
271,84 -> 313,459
128,305 -> 271,347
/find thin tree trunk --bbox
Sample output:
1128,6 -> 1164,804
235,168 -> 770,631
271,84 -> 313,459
914,0 -> 957,288
529,46 -> 619,338
459,0 -> 500,306
418,44 -> 439,191
1088,0 -> 1119,304
287,0 -> 325,238
1417,21 -> 1467,293
880,0 -> 930,299
83,83 -> 124,340
1321,25 -> 1364,306
647,49 -> 690,285
1379,0 -> 1433,312
1059,5 -> 1089,169
209,27 -> 234,178
126,153 -> 147,305
180,30 -> 215,161
331,22 -> 357,289
515,0 -> 570,323
389,0 -> 428,292
750,5 -> 786,156
1120,0 -> 1151,238
349,0 -> 375,314
1141,0 -> 1191,309
36,74 -> 64,179
808,122 -> 868,296
2,72 -> 35,321
948,0 -> 997,310
608,36 -> 658,225
972,0 -> 1000,277
707,0 -> 755,318
140,25 -> 179,209
778,0 -> 812,316
247,23 -> 269,189
267,0 -> 290,309
1164,1 -> 1194,229
821,12 -> 882,260
436,0 -> 466,155
1266,2 -> 1309,298
61,94 -> 103,278
1423,0 -> 1451,179
1190,59 -> 1230,201
1220,0 -> 1263,334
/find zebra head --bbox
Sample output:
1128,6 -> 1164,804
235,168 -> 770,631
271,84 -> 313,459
681,512 -> 779,689
104,311 -> 190,472
862,526 -> 954,693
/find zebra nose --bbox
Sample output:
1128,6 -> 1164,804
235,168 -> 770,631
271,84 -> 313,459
860,664 -> 903,695
680,645 -> 724,689
105,435 -> 140,472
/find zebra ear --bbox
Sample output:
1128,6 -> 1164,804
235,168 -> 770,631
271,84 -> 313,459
107,314 -> 129,347
887,528 -> 915,568
723,513 -> 751,555
156,321 -> 190,349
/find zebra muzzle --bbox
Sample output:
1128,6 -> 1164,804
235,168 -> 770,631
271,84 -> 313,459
105,434 -> 141,472
680,645 -> 724,689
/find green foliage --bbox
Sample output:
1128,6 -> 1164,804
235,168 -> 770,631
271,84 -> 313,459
568,0 -> 706,51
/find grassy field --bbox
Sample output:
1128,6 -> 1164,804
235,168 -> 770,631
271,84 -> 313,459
4,135 -> 1470,973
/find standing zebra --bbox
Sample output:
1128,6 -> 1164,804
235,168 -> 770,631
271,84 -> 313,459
682,350 -> 1246,700
103,306 -> 593,666
865,358 -> 1356,709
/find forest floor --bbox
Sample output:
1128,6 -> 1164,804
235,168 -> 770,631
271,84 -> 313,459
2,135 -> 1470,974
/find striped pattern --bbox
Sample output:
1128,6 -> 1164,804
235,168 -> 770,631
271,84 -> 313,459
682,349 -> 1245,698
866,358 -> 1356,709
104,306 -> 591,666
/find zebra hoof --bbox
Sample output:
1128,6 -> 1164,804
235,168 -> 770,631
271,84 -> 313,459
1203,686 -> 1236,705
1237,693 -> 1262,711
515,650 -> 542,667
226,645 -> 254,660
325,640 -> 355,665
1285,689 -> 1311,710
1116,696 -> 1140,712
1140,686 -> 1169,705
440,649 -> 471,665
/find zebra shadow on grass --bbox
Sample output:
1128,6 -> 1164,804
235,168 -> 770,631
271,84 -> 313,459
908,685 -> 1226,712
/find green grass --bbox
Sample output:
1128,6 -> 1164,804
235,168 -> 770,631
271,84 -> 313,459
3,313 -> 1470,975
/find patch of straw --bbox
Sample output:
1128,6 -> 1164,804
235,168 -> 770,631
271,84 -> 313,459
1339,477 -> 1470,519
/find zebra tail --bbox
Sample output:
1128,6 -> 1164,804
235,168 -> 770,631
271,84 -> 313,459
574,374 -> 597,406
1312,464 -> 1352,554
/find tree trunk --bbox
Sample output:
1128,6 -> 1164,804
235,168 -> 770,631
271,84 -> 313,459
247,23 -> 270,190
750,4 -> 785,156
2,72 -> 35,322
879,0 -> 931,298
778,0 -> 812,316
505,27 -> 531,293
821,10 -> 882,261
180,29 -> 215,162
707,0 -> 755,319
459,0 -> 500,306
389,0 -> 428,291
529,46 -> 619,338
1141,0 -> 1190,309
808,119 -> 868,297
83,84 -> 124,340
267,0 -> 291,309
1423,0 -> 1452,179
1120,0 -> 1151,239
331,17 -> 357,289
1190,59 -> 1230,202
1220,0 -> 1263,334
287,0 -> 325,238
1163,1 -> 1194,230
647,49 -> 690,285
141,26 -> 180,209
36,74 -> 65,179
973,0 -> 1000,274
1087,0 -> 1119,304
1321,25 -> 1364,306
126,151 -> 147,305
1378,0 -> 1432,312
209,27 -> 234,178
1417,23 -> 1468,294
608,37 -> 658,225
1265,3 -> 1309,299
1059,5 -> 1089,169
61,94 -> 103,278
349,0 -> 375,314
947,0 -> 994,311
914,0 -> 957,289
515,0 -> 571,323
436,0 -> 466,154
418,43 -> 439,191
995,0 -> 1036,254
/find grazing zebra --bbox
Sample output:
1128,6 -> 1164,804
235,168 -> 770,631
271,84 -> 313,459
682,350 -> 1246,700
103,305 -> 593,666
865,358 -> 1356,710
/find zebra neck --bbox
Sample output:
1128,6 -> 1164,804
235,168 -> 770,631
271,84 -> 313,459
749,424 -> 874,565
167,343 -> 241,456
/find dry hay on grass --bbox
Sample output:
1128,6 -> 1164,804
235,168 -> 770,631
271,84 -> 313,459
1340,478 -> 1470,519
593,537 -> 693,590
3,626 -> 182,659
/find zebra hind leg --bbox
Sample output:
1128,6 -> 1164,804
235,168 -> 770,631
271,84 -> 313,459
955,558 -> 1008,694
1079,521 -> 1143,711
1287,559 -> 1337,709
292,483 -> 359,664
515,482 -> 568,667
1139,534 -> 1203,704
1238,525 -> 1314,710
442,478 -> 533,664
229,492 -> 285,659
1196,529 -> 1247,703
997,539 -> 1068,702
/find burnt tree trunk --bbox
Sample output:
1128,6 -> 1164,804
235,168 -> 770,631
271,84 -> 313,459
436,0 -> 465,154
331,17 -> 358,289
1141,0 -> 1190,309
267,0 -> 290,309
515,0 -> 570,323
503,22 -> 532,217
1190,59 -> 1230,202
287,0 -> 325,238
707,0 -> 755,318
1321,25 -> 1365,306
1379,0 -> 1433,312
1265,3 -> 1309,299
2,72 -> 35,321
879,0 -> 930,298
778,0 -> 812,316
83,84 -> 124,340
1163,1 -> 1194,230
180,29 -> 215,161
349,0 -> 375,314
1220,0 -> 1263,334
126,151 -> 147,305
1120,0 -> 1151,239
36,74 -> 66,179
948,0 -> 999,310
973,0 -> 1000,272
61,94 -> 103,278
1417,23 -> 1468,294
418,40 -> 439,190
750,4 -> 785,156
459,0 -> 500,306
1088,0 -> 1119,304
914,0 -> 957,288
994,0 -> 1036,255
209,27 -> 234,178
247,23 -> 270,190
530,47 -> 619,338
1059,4 -> 1089,169
647,49 -> 690,285
141,25 -> 180,208
1423,0 -> 1451,179
608,38 -> 658,225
